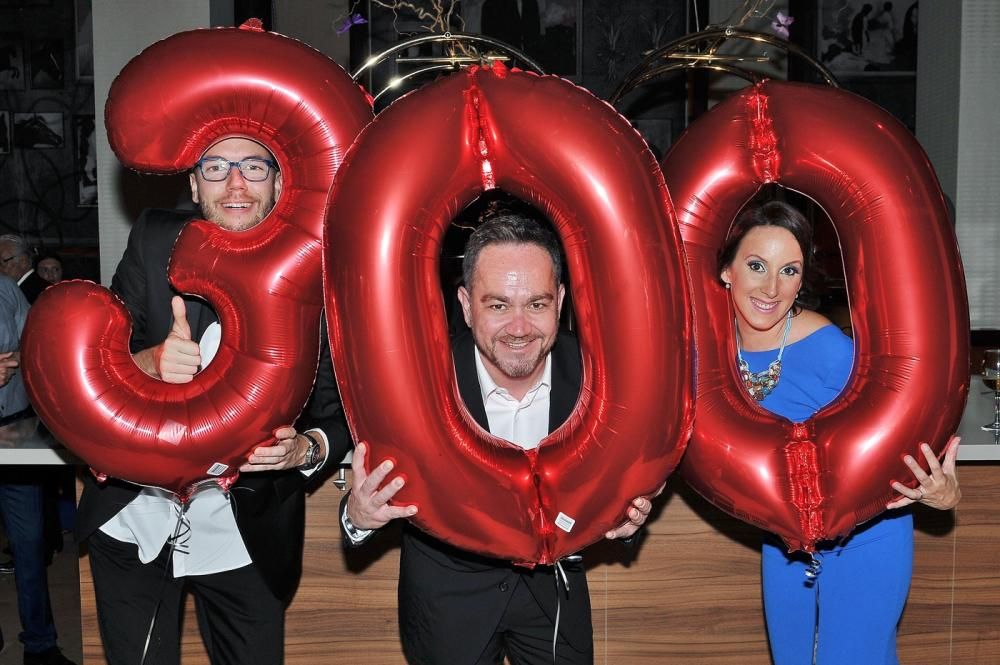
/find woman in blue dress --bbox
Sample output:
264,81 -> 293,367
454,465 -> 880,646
717,200 -> 962,664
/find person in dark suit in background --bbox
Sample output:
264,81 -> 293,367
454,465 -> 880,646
0,235 -> 50,304
76,136 -> 352,665
341,206 -> 655,665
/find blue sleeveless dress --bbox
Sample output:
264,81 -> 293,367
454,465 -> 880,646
741,324 -> 912,665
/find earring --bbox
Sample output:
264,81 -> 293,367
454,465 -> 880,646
724,282 -> 731,289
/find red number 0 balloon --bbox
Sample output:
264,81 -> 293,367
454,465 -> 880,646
21,22 -> 373,495
324,63 -> 694,564
663,80 -> 969,551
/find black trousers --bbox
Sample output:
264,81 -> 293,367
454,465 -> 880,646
87,530 -> 285,665
472,577 -> 593,665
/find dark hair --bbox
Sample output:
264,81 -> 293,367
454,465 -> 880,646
717,200 -> 821,310
462,202 -> 563,289
34,250 -> 62,269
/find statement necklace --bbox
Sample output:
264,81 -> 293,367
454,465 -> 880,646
735,310 -> 793,401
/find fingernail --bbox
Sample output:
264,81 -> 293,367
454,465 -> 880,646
382,460 -> 394,471
394,478 -> 404,487
407,507 -> 417,515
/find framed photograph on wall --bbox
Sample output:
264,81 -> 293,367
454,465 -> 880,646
817,0 -> 918,76
75,0 -> 93,80
29,39 -> 64,89
462,0 -> 583,79
13,112 -> 64,149
0,110 -> 11,154
74,114 -> 97,206
0,34 -> 25,90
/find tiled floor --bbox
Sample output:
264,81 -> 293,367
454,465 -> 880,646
0,534 -> 83,665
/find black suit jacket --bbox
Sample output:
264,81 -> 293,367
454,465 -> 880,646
18,269 -> 50,304
395,330 -> 591,664
76,208 -> 352,604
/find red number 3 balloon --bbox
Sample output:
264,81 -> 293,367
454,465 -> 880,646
324,63 -> 694,564
663,80 -> 969,551
21,22 -> 373,495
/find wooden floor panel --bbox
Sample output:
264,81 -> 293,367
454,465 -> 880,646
80,465 -> 1000,664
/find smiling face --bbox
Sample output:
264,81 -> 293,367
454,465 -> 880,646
458,242 -> 565,399
188,137 -> 282,231
721,225 -> 804,348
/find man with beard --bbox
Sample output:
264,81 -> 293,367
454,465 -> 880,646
341,206 -> 654,665
76,137 -> 352,665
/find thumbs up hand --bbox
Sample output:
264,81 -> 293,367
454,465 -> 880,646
133,296 -> 202,383
154,296 -> 202,383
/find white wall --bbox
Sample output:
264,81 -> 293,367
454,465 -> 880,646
917,0 -> 1000,329
93,0 -> 214,284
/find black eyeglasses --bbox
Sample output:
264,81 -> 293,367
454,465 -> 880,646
194,157 -> 278,182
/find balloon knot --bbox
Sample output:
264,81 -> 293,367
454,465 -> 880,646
746,86 -> 780,183
239,18 -> 265,32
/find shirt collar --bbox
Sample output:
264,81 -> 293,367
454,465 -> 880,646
473,345 -> 552,403
16,269 -> 33,286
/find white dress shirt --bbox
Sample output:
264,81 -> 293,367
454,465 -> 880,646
100,322 -> 326,576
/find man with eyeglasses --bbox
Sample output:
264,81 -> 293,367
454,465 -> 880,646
0,235 -> 51,304
76,136 -> 352,665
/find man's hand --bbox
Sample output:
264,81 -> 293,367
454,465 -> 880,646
240,426 -> 321,472
345,442 -> 416,530
133,296 -> 201,382
605,482 -> 665,540
887,436 -> 961,510
0,351 -> 19,387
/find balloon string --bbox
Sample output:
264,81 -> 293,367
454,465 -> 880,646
139,501 -> 191,665
551,560 -> 572,664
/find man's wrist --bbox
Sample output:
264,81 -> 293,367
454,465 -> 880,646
299,431 -> 323,470
341,493 -> 374,545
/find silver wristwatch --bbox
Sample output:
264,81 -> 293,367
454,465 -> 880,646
299,431 -> 322,470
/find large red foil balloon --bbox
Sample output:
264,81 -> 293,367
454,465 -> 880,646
21,22 -> 373,494
663,80 -> 969,551
325,62 -> 694,565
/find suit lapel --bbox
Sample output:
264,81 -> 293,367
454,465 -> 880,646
548,334 -> 582,433
453,331 -> 490,431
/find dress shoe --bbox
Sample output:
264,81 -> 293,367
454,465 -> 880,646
0,557 -> 13,574
23,647 -> 77,665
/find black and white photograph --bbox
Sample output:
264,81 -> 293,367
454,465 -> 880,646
74,114 -> 97,205
0,33 -> 25,89
29,38 -> 64,88
0,109 -> 11,154
75,0 -> 93,79
13,111 -> 64,148
818,0 -> 919,75
462,0 -> 582,78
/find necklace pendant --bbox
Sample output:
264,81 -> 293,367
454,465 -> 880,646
739,358 -> 782,401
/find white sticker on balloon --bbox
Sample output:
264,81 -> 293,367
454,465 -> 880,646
206,463 -> 229,476
555,512 -> 576,533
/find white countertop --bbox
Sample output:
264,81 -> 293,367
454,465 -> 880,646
4,379 -> 998,465
956,378 -> 1000,461
0,416 -> 77,465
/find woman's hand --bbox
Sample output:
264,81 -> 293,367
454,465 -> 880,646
887,436 -> 961,510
